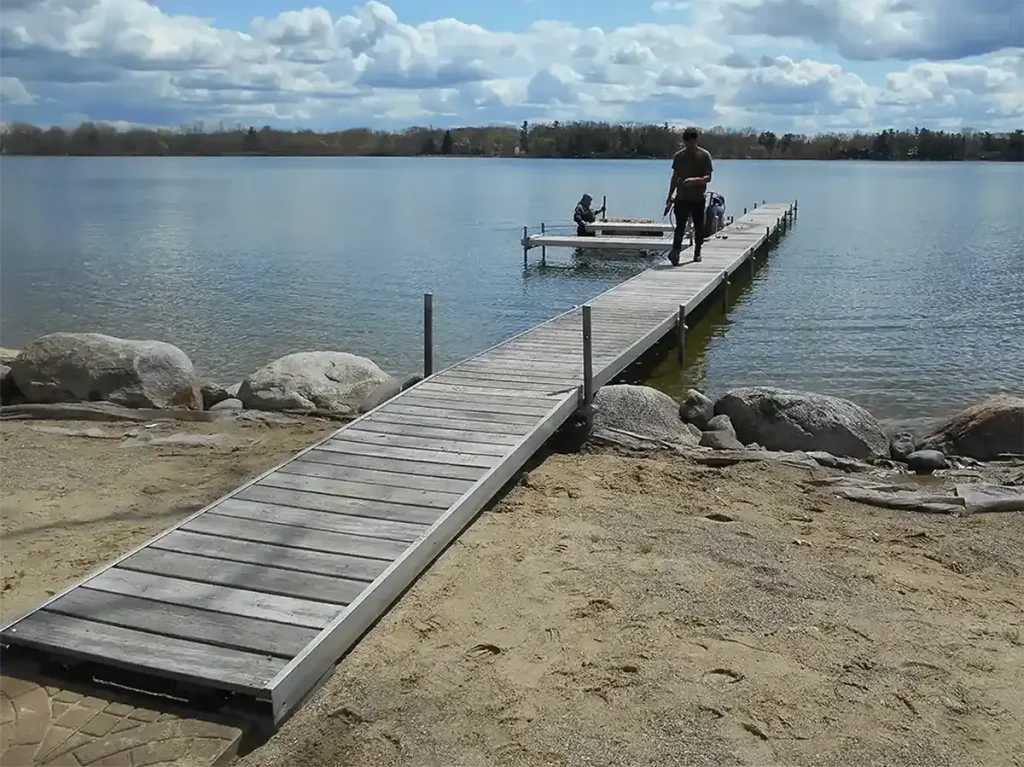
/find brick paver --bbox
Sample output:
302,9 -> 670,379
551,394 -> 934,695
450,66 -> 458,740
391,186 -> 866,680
0,663 -> 242,767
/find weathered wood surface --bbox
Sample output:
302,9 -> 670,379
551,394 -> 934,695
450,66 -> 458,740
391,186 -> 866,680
0,203 -> 794,723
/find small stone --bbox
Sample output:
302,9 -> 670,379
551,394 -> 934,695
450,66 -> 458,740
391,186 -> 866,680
890,431 -> 916,462
680,389 -> 714,429
209,397 -> 243,412
705,414 -> 735,435
200,381 -> 232,409
907,449 -> 947,474
80,711 -> 120,737
700,430 -> 745,451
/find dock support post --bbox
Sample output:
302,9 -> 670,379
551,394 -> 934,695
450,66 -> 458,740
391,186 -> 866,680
743,207 -> 747,215
677,305 -> 687,363
423,292 -> 434,378
723,276 -> 730,311
522,225 -> 528,267
540,222 -> 547,266
601,195 -> 607,222
753,201 -> 758,209
794,199 -> 798,216
581,304 -> 594,428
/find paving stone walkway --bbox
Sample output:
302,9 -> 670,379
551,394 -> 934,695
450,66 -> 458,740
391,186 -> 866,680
1,667 -> 242,767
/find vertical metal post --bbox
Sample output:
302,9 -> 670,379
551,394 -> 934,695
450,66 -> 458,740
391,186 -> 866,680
582,304 -> 594,427
677,304 -> 687,363
601,195 -> 607,221
794,199 -> 798,215
522,225 -> 528,267
743,206 -> 747,215
423,292 -> 434,378
540,222 -> 547,266
754,201 -> 758,209
723,276 -> 730,311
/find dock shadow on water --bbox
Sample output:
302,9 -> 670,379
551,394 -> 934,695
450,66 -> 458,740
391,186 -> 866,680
613,234 -> 782,392
523,248 -> 665,279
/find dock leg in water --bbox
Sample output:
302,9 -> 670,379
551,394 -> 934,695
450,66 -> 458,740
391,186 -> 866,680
423,292 -> 434,377
581,304 -> 594,429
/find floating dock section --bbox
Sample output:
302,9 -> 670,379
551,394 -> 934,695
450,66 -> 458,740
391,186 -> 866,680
1,202 -> 797,726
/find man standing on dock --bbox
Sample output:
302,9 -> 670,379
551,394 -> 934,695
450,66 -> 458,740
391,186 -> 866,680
665,127 -> 713,265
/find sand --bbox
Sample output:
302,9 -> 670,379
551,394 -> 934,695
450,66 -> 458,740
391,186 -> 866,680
0,415 -> 337,621
241,450 -> 1024,767
1,420 -> 1022,766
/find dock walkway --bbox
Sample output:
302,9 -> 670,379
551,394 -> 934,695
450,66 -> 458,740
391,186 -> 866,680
1,202 -> 795,725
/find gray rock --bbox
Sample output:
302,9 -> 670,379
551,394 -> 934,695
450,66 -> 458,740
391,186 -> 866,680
201,381 -> 233,409
956,483 -> 1024,514
713,386 -> 888,459
226,381 -> 242,398
807,451 -> 873,473
889,431 -> 916,462
680,389 -> 714,429
919,395 -> 1024,460
359,376 -> 403,413
238,351 -> 394,414
700,429 -> 745,450
209,397 -> 243,412
9,332 -> 201,410
1,364 -> 23,405
906,449 -> 947,474
401,375 -> 424,391
705,414 -> 735,435
683,422 -> 702,440
591,384 -> 700,447
0,347 -> 20,365
835,485 -> 965,514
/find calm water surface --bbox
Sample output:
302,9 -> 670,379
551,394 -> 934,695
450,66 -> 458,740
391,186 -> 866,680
2,156 -> 1022,429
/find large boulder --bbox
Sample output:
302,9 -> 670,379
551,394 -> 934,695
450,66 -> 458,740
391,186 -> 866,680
8,333 -> 201,409
713,386 -> 888,459
238,351 -> 394,414
591,384 -> 699,446
919,395 -> 1024,460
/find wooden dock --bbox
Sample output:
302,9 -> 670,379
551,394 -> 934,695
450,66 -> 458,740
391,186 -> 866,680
1,202 -> 796,726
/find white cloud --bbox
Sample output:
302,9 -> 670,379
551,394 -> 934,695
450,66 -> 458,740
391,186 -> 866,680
716,0 -> 1024,61
0,0 -> 1020,132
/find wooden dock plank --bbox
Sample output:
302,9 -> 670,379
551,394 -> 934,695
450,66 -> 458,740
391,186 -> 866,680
6,611 -> 286,694
117,549 -> 366,605
258,470 -> 464,510
283,457 -> 479,495
366,409 -> 536,435
86,569 -> 339,629
151,530 -> 389,582
336,428 -> 514,457
240,482 -> 447,524
185,513 -> 409,561
209,499 -> 427,544
349,419 -> 524,446
299,447 -> 489,482
382,402 -> 543,427
0,202 -> 795,725
44,587 -> 317,658
318,438 -> 498,469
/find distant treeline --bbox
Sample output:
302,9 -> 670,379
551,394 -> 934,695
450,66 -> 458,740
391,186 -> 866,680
2,120 -> 1022,161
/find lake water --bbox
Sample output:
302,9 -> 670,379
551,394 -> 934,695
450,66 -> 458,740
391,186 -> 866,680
1,156 -> 1022,430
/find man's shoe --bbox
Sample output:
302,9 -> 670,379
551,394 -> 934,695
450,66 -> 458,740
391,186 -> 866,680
693,252 -> 702,262
667,248 -> 680,266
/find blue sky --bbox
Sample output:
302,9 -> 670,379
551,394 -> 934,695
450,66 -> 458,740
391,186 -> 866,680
1,0 -> 1021,134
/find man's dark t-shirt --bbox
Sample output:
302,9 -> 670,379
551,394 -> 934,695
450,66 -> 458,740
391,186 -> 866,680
672,146 -> 714,202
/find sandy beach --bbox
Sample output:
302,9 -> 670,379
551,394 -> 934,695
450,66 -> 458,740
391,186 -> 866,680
1,419 -> 1022,766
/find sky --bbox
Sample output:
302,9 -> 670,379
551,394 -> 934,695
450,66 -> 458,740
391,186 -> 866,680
0,0 -> 1022,134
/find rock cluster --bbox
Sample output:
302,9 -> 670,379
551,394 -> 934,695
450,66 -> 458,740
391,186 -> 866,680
0,333 -> 401,416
